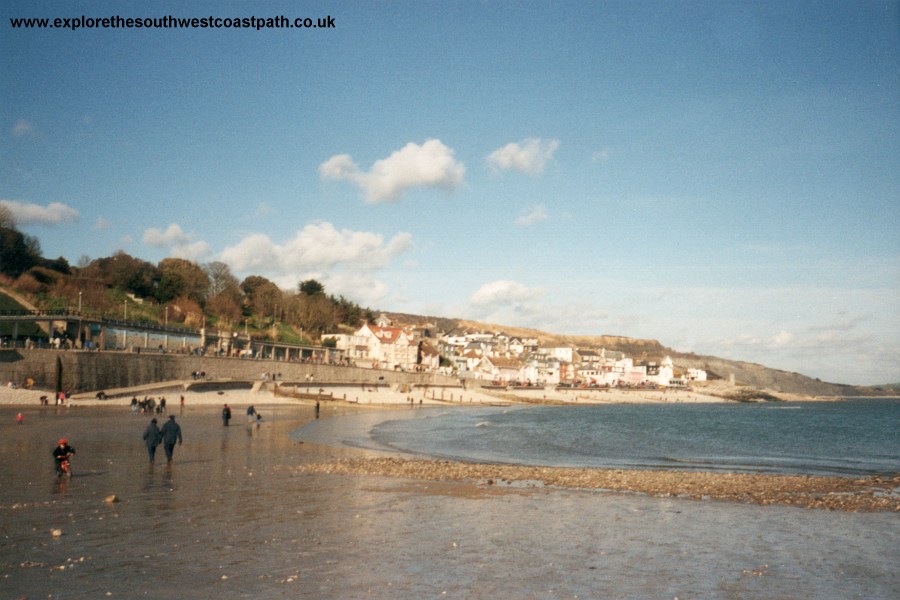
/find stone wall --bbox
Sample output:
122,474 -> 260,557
0,349 -> 456,393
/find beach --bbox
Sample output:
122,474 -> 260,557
1,390 -> 898,598
0,379 -> 785,409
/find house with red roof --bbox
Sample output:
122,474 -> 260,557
355,323 -> 418,370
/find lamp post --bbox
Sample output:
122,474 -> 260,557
164,305 -> 169,352
77,291 -> 83,349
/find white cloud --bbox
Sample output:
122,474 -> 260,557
320,139 -> 465,203
92,217 -> 110,231
486,138 -> 560,175
515,204 -> 548,227
143,223 -> 192,247
142,223 -> 212,261
11,119 -> 34,137
219,222 -> 413,304
218,233 -> 277,272
470,280 -> 543,306
0,199 -> 79,225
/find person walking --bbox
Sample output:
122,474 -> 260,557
160,415 -> 182,464
222,404 -> 232,426
142,417 -> 162,465
246,405 -> 256,423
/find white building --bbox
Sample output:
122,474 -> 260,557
542,346 -> 577,363
325,334 -> 371,363
475,356 -> 524,383
353,323 -> 419,370
686,368 -> 708,381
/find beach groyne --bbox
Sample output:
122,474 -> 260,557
0,348 -> 456,393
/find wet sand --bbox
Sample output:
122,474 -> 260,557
1,404 -> 898,599
296,457 -> 900,512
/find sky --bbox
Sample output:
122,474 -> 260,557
2,1 -> 898,385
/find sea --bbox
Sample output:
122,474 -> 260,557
294,398 -> 900,477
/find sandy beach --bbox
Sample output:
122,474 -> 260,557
1,398 -> 898,599
2,385 -> 897,514
0,379 -> 780,409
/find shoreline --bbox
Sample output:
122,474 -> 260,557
293,457 -> 900,513
0,380 -> 887,408
5,391 -> 895,512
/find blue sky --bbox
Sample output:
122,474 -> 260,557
2,1 -> 898,385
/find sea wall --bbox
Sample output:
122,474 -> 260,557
0,349 -> 456,393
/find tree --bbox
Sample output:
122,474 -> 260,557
0,205 -> 16,229
203,262 -> 243,324
41,255 -> 70,275
206,293 -> 242,324
169,296 -> 204,327
334,295 -> 366,327
241,275 -> 282,323
289,292 -> 337,336
205,261 -> 241,302
298,279 -> 325,296
84,252 -> 159,297
0,227 -> 41,277
157,258 -> 209,304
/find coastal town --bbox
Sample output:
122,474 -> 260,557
327,314 -> 707,389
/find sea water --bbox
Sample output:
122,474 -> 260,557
296,398 -> 900,477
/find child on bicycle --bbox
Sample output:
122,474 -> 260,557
52,438 -> 75,476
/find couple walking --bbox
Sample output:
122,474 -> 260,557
142,415 -> 182,465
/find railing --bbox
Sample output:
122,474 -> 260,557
0,309 -> 203,337
0,309 -> 68,317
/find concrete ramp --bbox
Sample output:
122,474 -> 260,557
69,380 -> 188,400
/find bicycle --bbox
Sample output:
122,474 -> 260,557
56,455 -> 73,478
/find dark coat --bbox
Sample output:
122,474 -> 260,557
143,422 -> 161,448
160,418 -> 182,445
52,444 -> 75,463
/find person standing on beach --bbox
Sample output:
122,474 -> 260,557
222,404 -> 232,426
142,417 -> 162,465
160,415 -> 182,464
246,405 -> 256,423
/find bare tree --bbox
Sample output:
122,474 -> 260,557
0,204 -> 16,229
204,261 -> 241,301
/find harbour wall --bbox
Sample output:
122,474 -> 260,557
0,349 -> 457,393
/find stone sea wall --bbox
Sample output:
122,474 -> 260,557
0,349 -> 455,393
